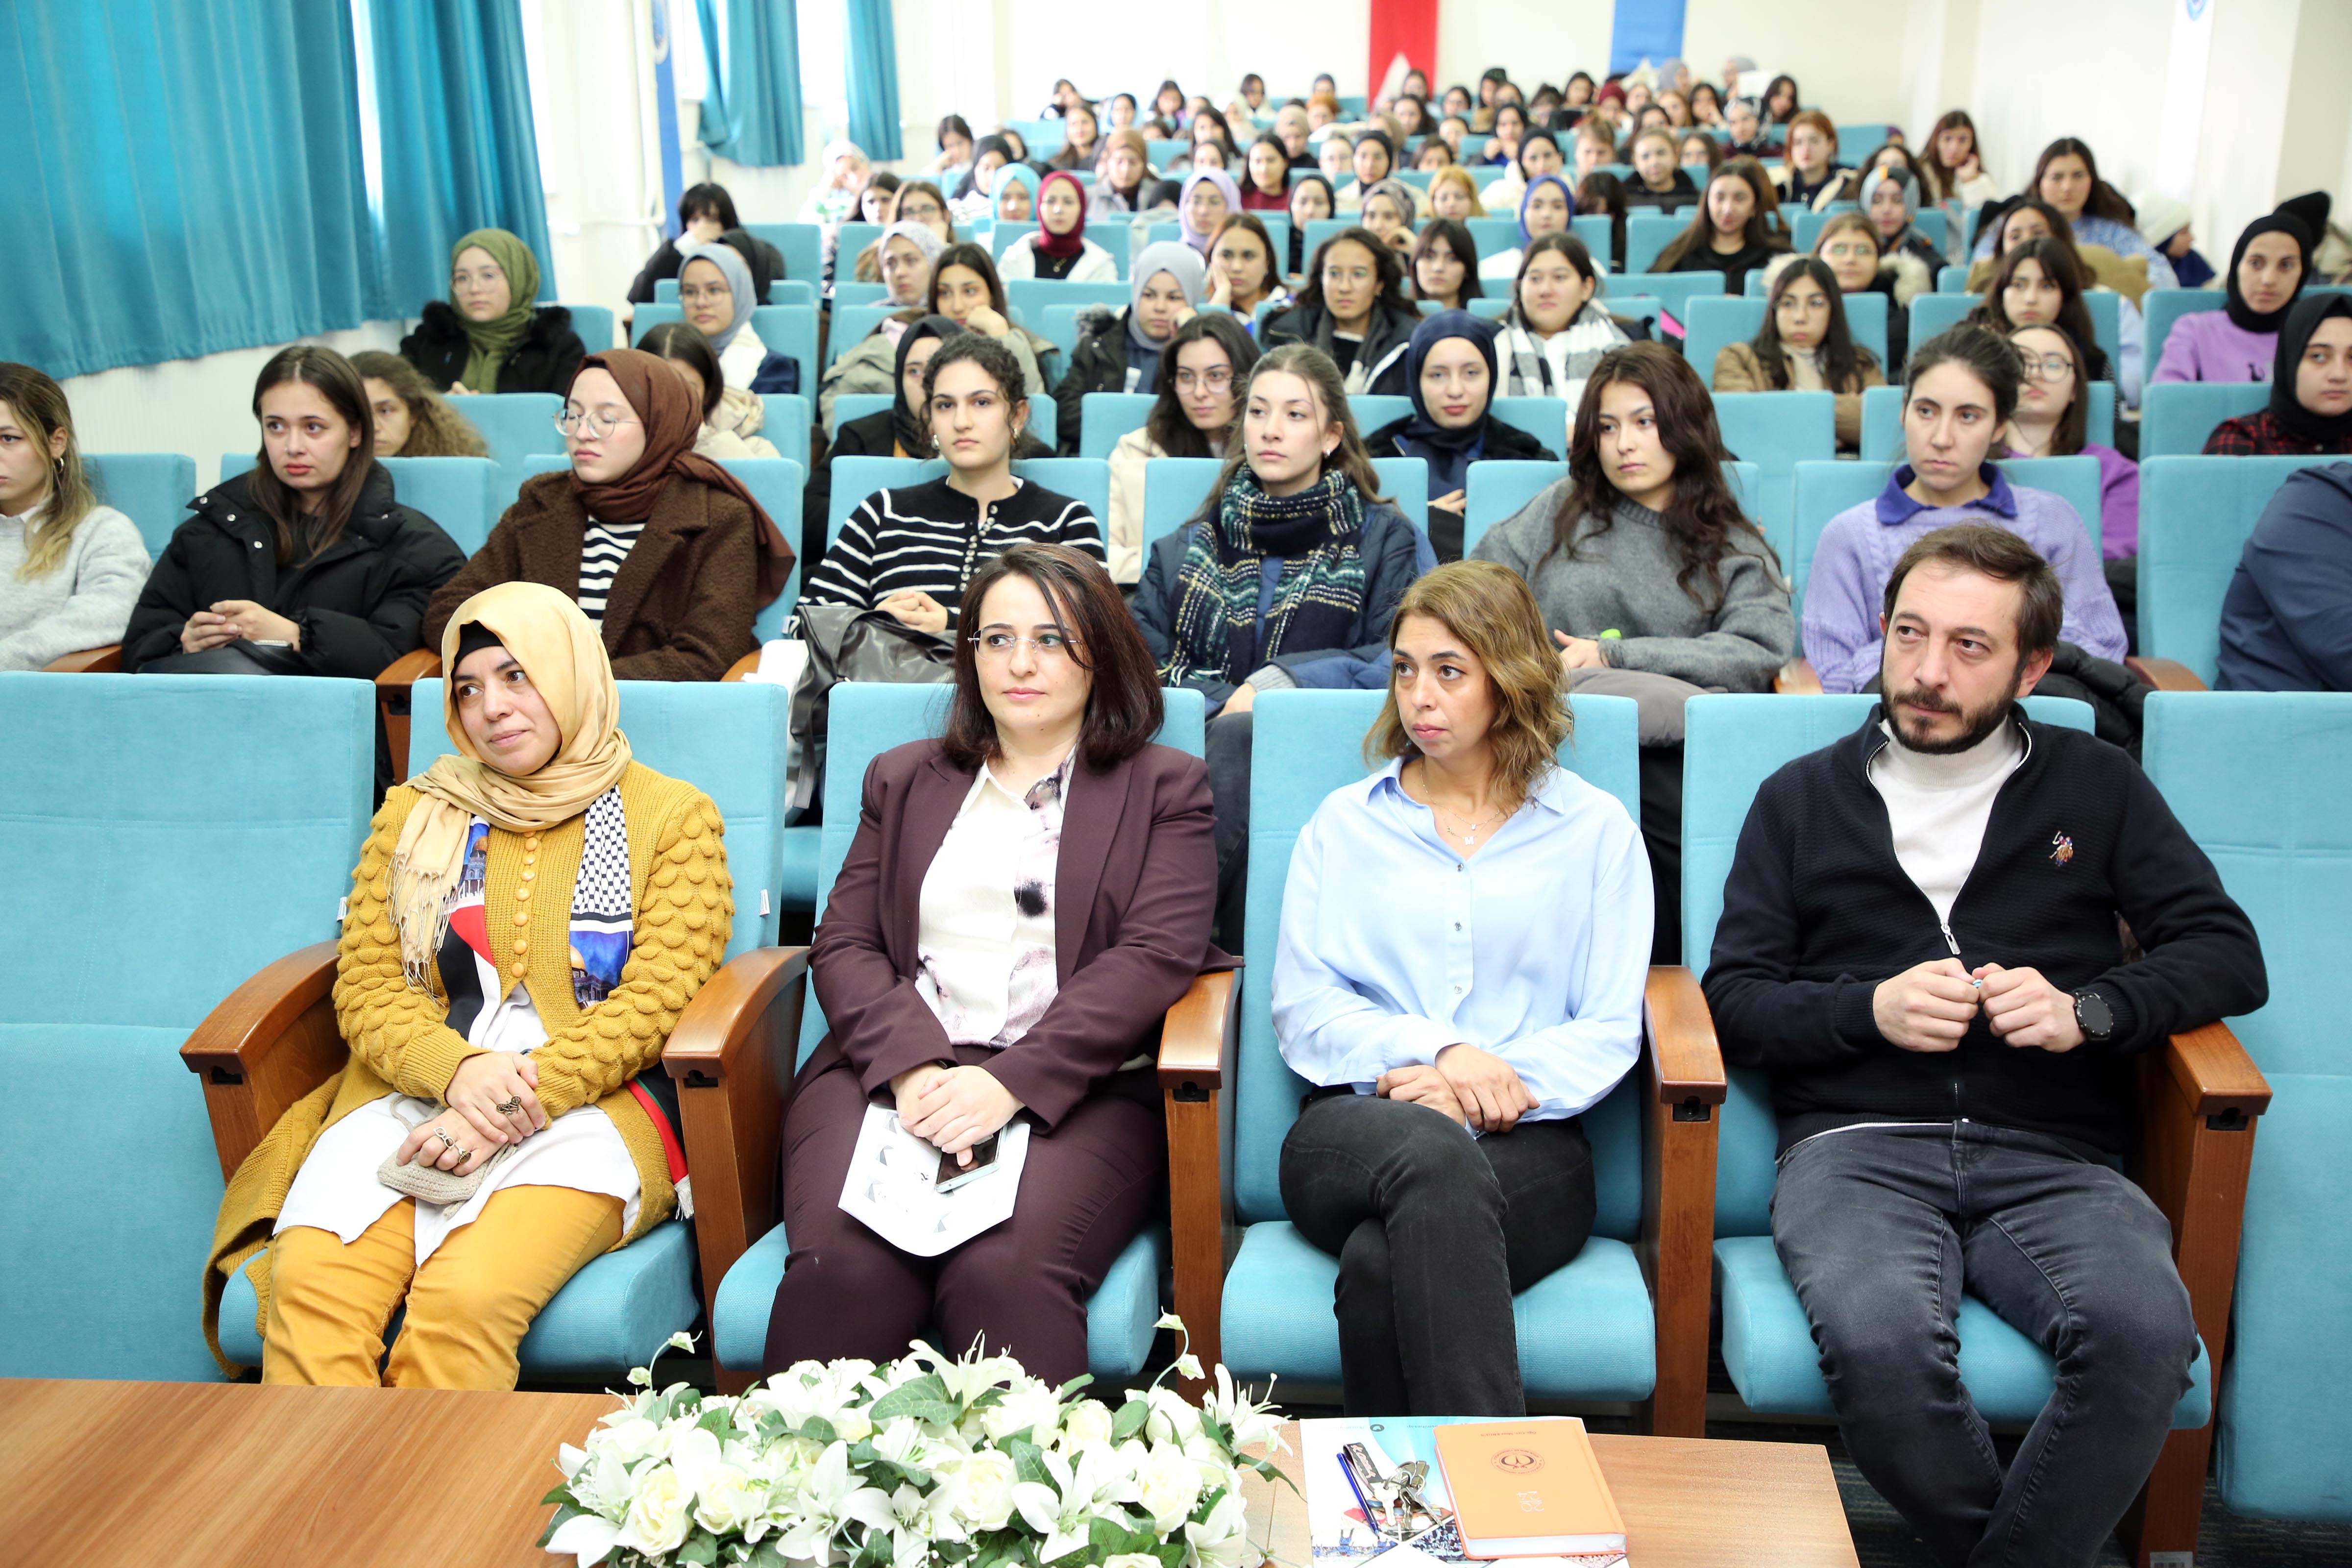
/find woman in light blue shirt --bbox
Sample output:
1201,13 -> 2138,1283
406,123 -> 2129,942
1271,560 -> 1652,1416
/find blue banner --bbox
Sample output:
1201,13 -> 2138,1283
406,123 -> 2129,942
1610,0 -> 1687,77
652,0 -> 685,235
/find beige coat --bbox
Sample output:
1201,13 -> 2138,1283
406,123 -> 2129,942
1711,341 -> 1886,451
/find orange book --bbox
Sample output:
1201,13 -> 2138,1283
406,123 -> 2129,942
1431,1419 -> 1628,1557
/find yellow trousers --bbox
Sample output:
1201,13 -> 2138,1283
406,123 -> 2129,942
263,1185 -> 623,1390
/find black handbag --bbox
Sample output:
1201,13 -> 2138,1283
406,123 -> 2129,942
137,641 -> 310,677
787,606 -> 957,814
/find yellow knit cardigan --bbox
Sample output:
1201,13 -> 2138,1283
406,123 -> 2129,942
202,760 -> 732,1375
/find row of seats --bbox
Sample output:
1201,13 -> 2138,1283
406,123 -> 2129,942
10,672 -> 2337,1527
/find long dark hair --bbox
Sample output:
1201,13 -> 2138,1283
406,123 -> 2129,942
1924,110 -> 1979,201
1411,220 -> 1485,304
1989,198 -> 2078,268
249,345 -> 375,565
348,350 -> 488,459
634,321 -> 725,420
1293,228 -> 1409,322
1973,238 -> 2101,367
2031,137 -> 2137,225
1655,158 -> 1787,270
1575,172 -> 1631,270
929,243 -> 1010,316
1146,313 -> 1259,457
2007,322 -> 2090,458
941,543 -> 1164,771
678,181 -> 741,232
1905,323 -> 2025,427
1202,343 -> 1391,518
1754,257 -> 1871,392
1761,74 -> 1800,123
1548,342 -> 1766,611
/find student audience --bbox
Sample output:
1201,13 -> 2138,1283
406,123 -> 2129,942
2154,211 -> 2313,384
351,352 -> 488,460
624,185 -> 786,306
1625,127 -> 1700,211
1774,113 -> 1859,212
1496,235 -> 1638,416
2204,295 -> 2352,456
1656,159 -> 1789,297
2134,192 -> 2218,290
2217,461 -> 2352,692
765,543 -> 1221,1385
1969,239 -> 2120,388
1860,167 -> 1943,274
1362,311 -> 1559,560
1803,326 -> 2125,693
1105,315 -> 1259,586
400,230 -> 586,396
1425,167 -> 1486,222
126,346 -> 466,685
1264,231 -> 1420,396
1924,110 -> 1997,206
1409,220 -> 1482,312
216,581 -> 732,1390
1285,173 -> 1337,278
799,334 -> 1102,636
2000,324 -> 2138,559
424,349 -> 790,681
801,139 -> 872,227
635,322 -> 781,462
1975,139 -> 2178,293
871,220 -> 945,313
0,364 -> 148,671
1179,168 -> 1243,256
1706,521 -> 2264,1567
1091,130 -> 1155,217
672,242 -> 768,391
1713,257 -> 1886,450
1272,560 -> 1648,1416
1063,242 -> 1210,411
826,244 -> 1058,431
996,171 -> 1120,282
1793,211 -> 1926,372
1478,174 -> 1576,281
1206,215 -> 1290,318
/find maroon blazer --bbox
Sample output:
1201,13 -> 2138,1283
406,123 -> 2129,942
807,738 -> 1233,1129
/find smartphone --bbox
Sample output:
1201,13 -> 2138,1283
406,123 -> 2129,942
934,1133 -> 1000,1193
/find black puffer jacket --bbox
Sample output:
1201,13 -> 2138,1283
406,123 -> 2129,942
122,465 -> 467,679
1056,307 -> 1143,453
398,301 -> 588,396
1260,301 -> 1418,396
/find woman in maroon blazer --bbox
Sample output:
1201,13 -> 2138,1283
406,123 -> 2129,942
764,542 -> 1228,1382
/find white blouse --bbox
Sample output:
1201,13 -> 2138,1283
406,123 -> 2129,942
913,751 -> 1073,1047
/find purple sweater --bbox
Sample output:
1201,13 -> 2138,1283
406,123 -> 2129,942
1802,465 -> 2129,693
2153,310 -> 2276,385
2002,441 -> 2142,560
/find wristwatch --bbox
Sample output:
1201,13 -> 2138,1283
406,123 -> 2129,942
2071,989 -> 2115,1042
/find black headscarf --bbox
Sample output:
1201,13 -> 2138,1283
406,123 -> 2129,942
2270,294 -> 2352,447
1517,130 -> 1562,182
953,137 -> 1013,201
892,317 -> 967,456
2224,213 -> 2314,334
1352,130 -> 1396,182
1397,310 -> 1499,498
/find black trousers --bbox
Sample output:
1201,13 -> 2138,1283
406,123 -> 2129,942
1205,710 -> 1252,947
1279,1091 -> 1595,1416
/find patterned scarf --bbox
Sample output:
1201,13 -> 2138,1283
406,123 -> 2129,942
432,787 -> 633,1029
1161,466 -> 1370,688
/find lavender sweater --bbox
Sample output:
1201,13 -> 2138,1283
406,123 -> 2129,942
2153,309 -> 2276,385
1802,465 -> 2127,693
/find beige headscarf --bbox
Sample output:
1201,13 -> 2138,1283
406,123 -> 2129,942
390,582 -> 635,989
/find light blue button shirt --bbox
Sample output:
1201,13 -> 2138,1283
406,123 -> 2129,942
1272,758 -> 1652,1122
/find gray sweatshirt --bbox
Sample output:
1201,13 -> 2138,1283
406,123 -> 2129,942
0,503 -> 151,671
1471,485 -> 1793,693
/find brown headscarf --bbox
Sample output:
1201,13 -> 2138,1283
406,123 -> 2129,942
567,348 -> 795,604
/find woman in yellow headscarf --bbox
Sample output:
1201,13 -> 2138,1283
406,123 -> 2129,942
202,582 -> 732,1388
398,228 -> 590,395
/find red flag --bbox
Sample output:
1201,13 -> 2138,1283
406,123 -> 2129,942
1368,0 -> 1437,102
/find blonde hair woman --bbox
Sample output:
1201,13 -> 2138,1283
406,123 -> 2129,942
0,361 -> 149,670
1272,559 -> 1651,1414
203,582 -> 732,1388
1426,166 -> 1488,221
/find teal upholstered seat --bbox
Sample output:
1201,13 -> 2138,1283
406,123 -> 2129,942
1860,381 -> 2114,461
220,453 -> 500,557
84,452 -> 198,558
1712,391 -> 1835,549
1789,457 -> 2104,617
2135,456 -> 2342,685
1684,293 -> 1889,372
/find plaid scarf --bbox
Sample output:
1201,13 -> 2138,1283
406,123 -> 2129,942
1161,466 -> 1369,688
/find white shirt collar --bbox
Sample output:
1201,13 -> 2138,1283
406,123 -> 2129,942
1370,756 -> 1574,817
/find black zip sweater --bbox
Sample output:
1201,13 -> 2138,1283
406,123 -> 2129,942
1702,707 -> 2267,1156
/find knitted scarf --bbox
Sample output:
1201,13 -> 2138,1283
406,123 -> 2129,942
1161,466 -> 1369,688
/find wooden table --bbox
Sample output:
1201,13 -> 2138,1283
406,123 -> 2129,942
0,1378 -> 612,1567
1237,1419 -> 1859,1568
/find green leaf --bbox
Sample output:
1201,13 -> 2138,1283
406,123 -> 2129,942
1088,1515 -> 1158,1558
680,1529 -> 722,1566
1110,1398 -> 1151,1444
700,1404 -> 739,1437
1005,1435 -> 1053,1489
1153,1542 -> 1187,1568
1056,1373 -> 1096,1398
869,1372 -> 953,1424
747,1544 -> 789,1568
536,1502 -> 583,1547
541,1483 -> 582,1507
799,1415 -> 840,1445
851,1531 -> 895,1568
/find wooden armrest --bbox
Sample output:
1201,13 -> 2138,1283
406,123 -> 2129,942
663,945 -> 809,1386
1639,965 -> 1724,1439
43,644 -> 122,673
179,942 -> 348,1183
1773,657 -> 1823,695
2126,1022 -> 2269,1557
721,652 -> 762,683
375,650 -> 442,780
1160,968 -> 1239,1393
2126,655 -> 2207,692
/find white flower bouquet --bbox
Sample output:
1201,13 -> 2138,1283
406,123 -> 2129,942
542,1317 -> 1288,1568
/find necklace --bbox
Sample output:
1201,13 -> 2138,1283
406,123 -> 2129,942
1434,799 -> 1510,847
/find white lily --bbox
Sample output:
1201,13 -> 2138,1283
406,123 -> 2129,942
544,1510 -> 621,1565
1012,1439 -> 1145,1563
1185,1487 -> 1253,1568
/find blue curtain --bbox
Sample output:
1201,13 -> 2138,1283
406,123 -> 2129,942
696,0 -> 806,168
844,0 -> 902,161
1609,0 -> 1687,76
367,0 -> 558,306
0,0 -> 385,381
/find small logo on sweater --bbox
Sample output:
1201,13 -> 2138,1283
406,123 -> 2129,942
2050,832 -> 2075,867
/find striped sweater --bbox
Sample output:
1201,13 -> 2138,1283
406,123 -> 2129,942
793,475 -> 1104,631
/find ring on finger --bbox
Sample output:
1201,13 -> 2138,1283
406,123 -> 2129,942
432,1128 -> 457,1150
495,1095 -> 522,1115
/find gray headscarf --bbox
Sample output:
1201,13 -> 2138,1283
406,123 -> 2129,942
1124,242 -> 1208,392
677,236 -> 757,353
877,220 -> 946,304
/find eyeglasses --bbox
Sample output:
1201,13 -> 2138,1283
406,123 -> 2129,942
1175,368 -> 1233,392
678,283 -> 733,304
2019,354 -> 2075,381
970,631 -> 1075,660
554,410 -> 642,438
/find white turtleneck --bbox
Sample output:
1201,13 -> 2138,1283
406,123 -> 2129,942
1866,716 -> 2025,927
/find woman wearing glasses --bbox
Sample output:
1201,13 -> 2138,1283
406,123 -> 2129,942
421,350 -> 795,682
1103,315 -> 1259,587
763,541 -> 1225,1382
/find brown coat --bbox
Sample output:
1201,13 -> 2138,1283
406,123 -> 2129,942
424,471 -> 759,680
805,738 -> 1233,1130
1711,340 -> 1886,452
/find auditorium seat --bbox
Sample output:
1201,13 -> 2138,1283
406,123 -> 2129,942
2146,285 -> 2352,373
1488,395 -> 1570,452
1413,297 -> 1512,320
2143,691 -> 2352,1522
456,392 -> 566,475
1859,381 -> 2116,461
653,276 -> 818,309
1457,459 -> 1767,560
1624,212 -> 1685,275
1684,293 -> 1890,373
760,393 -> 813,470
1004,279 -> 1129,324
631,304 -> 818,392
0,671 -> 375,1381
1078,392 -> 1156,460
705,681 -> 1216,1387
2142,382 -> 2270,458
1208,688 -> 1720,1432
825,303 -> 898,378
738,222 -> 825,288
832,223 -> 887,274
1909,292 -> 2122,374
218,453 -> 498,555
561,305 -> 615,353
1610,271 -> 1726,327
1570,214 -> 1614,264
831,281 -> 889,308
2132,455 -> 2341,687
1681,691 -> 2238,1560
84,452 -> 197,558
1713,391 -> 1836,551
986,222 -> 1039,261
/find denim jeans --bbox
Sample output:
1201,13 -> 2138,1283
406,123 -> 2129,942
1772,1122 -> 2197,1568
1280,1090 -> 1595,1416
